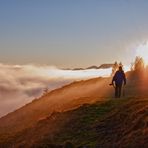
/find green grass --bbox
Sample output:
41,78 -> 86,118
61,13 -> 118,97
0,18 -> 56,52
53,98 -> 130,147
0,98 -> 131,147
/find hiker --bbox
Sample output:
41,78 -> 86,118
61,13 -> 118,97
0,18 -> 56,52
111,66 -> 126,98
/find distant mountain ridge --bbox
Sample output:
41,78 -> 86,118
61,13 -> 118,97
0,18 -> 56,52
64,63 -> 113,70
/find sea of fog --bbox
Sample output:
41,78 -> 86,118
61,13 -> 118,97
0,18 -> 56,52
0,63 -> 129,117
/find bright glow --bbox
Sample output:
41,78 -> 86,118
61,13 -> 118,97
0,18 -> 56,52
135,42 -> 148,65
124,65 -> 130,72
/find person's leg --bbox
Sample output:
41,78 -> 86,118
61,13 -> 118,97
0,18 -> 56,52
115,85 -> 118,98
118,85 -> 122,98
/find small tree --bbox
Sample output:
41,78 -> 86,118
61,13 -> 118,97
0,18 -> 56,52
133,56 -> 144,71
43,87 -> 49,96
130,62 -> 134,71
111,61 -> 118,76
119,62 -> 123,67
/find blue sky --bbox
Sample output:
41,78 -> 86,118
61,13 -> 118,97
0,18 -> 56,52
0,0 -> 148,67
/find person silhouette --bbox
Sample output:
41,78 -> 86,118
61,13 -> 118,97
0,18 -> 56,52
111,66 -> 126,98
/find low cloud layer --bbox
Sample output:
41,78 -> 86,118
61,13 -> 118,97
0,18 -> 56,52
0,63 -> 112,117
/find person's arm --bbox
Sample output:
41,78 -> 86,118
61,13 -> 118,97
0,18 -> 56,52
112,72 -> 117,84
123,72 -> 126,85
112,77 -> 114,84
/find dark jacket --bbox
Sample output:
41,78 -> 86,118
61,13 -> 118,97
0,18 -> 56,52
112,70 -> 126,85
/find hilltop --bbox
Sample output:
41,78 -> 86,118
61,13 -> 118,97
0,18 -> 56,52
0,71 -> 148,147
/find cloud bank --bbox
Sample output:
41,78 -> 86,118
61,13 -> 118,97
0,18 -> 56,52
0,63 -> 112,117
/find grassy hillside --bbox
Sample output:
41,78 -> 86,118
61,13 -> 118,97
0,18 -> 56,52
0,77 -> 112,140
0,71 -> 148,147
0,97 -> 147,148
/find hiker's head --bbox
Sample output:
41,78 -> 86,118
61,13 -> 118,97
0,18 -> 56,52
119,66 -> 123,71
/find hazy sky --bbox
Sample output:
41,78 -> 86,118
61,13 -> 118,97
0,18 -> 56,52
0,0 -> 148,68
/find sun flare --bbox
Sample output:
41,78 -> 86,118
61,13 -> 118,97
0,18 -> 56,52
135,42 -> 148,65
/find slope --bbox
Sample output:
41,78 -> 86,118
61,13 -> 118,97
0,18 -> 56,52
1,97 -> 147,148
0,77 -> 112,139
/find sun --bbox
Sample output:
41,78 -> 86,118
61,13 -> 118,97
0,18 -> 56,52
135,42 -> 148,65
